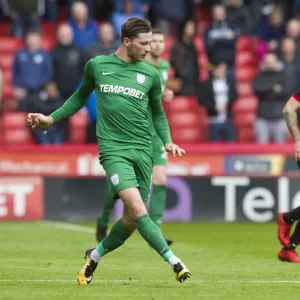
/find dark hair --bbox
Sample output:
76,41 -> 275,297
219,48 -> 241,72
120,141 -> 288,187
212,61 -> 227,68
121,17 -> 151,41
265,51 -> 278,58
152,28 -> 164,36
25,29 -> 41,37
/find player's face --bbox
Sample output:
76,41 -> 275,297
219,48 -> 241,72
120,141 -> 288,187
126,32 -> 152,62
150,33 -> 165,58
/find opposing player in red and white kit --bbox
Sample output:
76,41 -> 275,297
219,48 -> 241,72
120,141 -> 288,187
278,91 -> 300,262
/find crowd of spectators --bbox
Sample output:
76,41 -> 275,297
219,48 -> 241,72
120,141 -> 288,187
0,0 -> 300,144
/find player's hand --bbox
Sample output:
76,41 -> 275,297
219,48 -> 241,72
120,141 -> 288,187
27,113 -> 54,129
295,141 -> 300,162
165,143 -> 186,157
163,88 -> 174,102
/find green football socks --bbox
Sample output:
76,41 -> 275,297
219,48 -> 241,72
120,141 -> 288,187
96,218 -> 134,256
149,184 -> 166,228
97,190 -> 117,227
134,214 -> 174,260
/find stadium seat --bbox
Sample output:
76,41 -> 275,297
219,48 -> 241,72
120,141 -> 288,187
42,37 -> 56,51
236,127 -> 255,142
236,35 -> 252,52
0,53 -> 14,70
0,38 -> 23,53
69,128 -> 87,144
197,20 -> 210,35
3,84 -> 14,102
3,112 -> 27,128
168,66 -> 175,79
234,112 -> 256,126
164,36 -> 175,53
3,69 -> 12,84
69,110 -> 88,144
4,128 -> 33,144
171,127 -> 201,143
41,22 -> 55,38
237,82 -> 254,97
235,52 -> 256,68
200,69 -> 209,82
169,111 -> 201,127
0,118 -> 3,144
0,22 -> 12,36
233,96 -> 258,112
236,67 -> 257,83
168,96 -> 199,113
161,51 -> 170,61
3,112 -> 33,144
198,105 -> 209,126
198,54 -> 208,69
194,36 -> 205,53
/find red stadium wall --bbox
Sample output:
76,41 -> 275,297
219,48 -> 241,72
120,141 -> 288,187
0,143 -> 299,222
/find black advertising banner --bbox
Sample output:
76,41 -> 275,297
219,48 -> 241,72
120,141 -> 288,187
44,176 -> 292,223
44,178 -> 107,220
283,156 -> 300,174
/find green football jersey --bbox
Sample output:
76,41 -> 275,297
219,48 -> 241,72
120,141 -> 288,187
50,54 -> 172,154
145,58 -> 170,137
145,58 -> 170,91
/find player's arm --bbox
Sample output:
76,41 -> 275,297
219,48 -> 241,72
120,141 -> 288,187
283,92 -> 300,161
27,59 -> 96,129
149,71 -> 185,156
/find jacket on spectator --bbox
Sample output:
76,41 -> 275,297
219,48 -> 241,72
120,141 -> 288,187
1,0 -> 45,14
87,41 -> 118,59
12,49 -> 53,91
253,67 -> 288,120
204,21 -> 239,65
18,89 -> 67,133
198,77 -> 237,119
19,90 -> 63,114
226,5 -> 253,34
170,40 -> 199,96
257,17 -> 286,42
51,44 -> 86,99
68,18 -> 98,49
153,0 -> 186,20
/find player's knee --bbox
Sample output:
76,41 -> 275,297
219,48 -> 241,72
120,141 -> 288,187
152,173 -> 167,186
123,219 -> 136,231
131,201 -> 147,219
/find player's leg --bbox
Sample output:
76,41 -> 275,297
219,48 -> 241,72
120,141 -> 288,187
148,141 -> 173,245
278,207 -> 300,248
78,153 -> 138,285
96,187 -> 118,242
278,221 -> 300,263
149,165 -> 173,245
133,149 -> 190,282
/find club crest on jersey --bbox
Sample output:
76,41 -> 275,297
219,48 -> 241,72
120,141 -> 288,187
162,71 -> 168,81
111,174 -> 120,186
136,73 -> 146,85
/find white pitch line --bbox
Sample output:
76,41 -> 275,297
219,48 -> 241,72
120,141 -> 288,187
42,221 -> 95,234
1,279 -> 300,284
38,223 -> 300,286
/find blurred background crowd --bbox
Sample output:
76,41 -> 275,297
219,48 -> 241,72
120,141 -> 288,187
0,0 -> 300,145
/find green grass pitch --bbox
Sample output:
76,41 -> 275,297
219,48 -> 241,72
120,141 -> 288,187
1,221 -> 300,300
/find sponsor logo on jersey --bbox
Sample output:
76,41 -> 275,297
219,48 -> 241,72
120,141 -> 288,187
111,174 -> 120,186
136,73 -> 146,85
99,84 -> 145,99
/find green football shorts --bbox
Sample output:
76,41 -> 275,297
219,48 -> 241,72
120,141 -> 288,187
100,149 -> 153,203
152,134 -> 168,166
